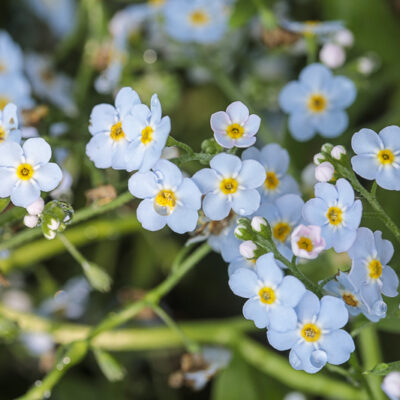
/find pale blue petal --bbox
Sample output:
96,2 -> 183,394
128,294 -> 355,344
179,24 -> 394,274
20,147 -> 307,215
314,181 -> 337,203
234,136 -> 256,148
256,253 -> 283,285
317,296 -> 348,330
213,132 -> 234,149
111,141 -> 129,170
241,146 -> 260,162
268,305 -> 297,332
0,141 -> 23,167
351,129 -> 382,154
210,111 -> 230,132
279,81 -> 308,113
150,94 -> 162,124
243,298 -> 269,328
299,63 -> 332,91
176,178 -> 201,210
374,231 -> 394,265
228,257 -> 253,277
327,76 -> 356,109
203,192 -> 231,221
121,114 -> 143,141
381,266 -> 399,297
23,138 -> 51,166
137,198 -> 167,231
0,168 -> 17,197
316,110 -> 348,138
276,194 -> 304,223
376,166 -> 400,191
261,143 -> 289,175
34,163 -> 62,191
237,160 -> 266,189
288,112 -> 316,141
153,159 -> 182,188
291,342 -> 321,373
128,171 -> 158,199
210,153 -> 242,177
155,116 -> 171,143
351,155 -> 377,180
228,268 -> 259,298
277,175 -> 300,197
167,206 -> 198,234
140,145 -> 163,172
348,260 -> 368,287
192,168 -> 218,193
379,125 -> 400,151
226,101 -> 249,123
344,200 -> 362,230
2,103 -> 18,131
86,134 -> 113,169
232,189 -> 260,216
325,226 -> 357,253
115,87 -> 141,118
302,198 -> 327,226
348,227 -> 374,261
125,139 -> 145,172
296,290 -> 320,322
243,114 -> 261,136
336,179 -> 354,207
11,181 -> 40,207
320,330 -> 354,365
278,276 -> 306,307
267,329 -> 298,351
89,104 -> 117,135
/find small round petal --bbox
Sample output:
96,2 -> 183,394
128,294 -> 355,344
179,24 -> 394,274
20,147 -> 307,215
210,111 -> 230,132
137,198 -> 167,231
315,162 -> 334,182
214,132 -> 235,149
237,159 -> 266,189
299,63 -> 332,90
296,290 -> 320,322
374,230 -> 394,265
351,155 -> 377,180
381,266 -> 399,297
175,178 -> 201,210
228,268 -> 259,298
0,168 -> 17,197
317,296 -> 348,330
128,171 -> 158,199
310,350 -> 328,369
150,93 -> 162,124
328,76 -> 356,108
278,276 -> 306,308
331,145 -> 346,160
239,241 -> 257,259
317,111 -> 348,138
336,178 -> 355,207
268,304 -> 298,332
267,329 -> 298,351
288,113 -> 316,142
232,189 -> 261,216
276,194 -> 304,223
261,143 -> 290,176
26,197 -> 45,215
291,342 -> 321,373
348,227 -> 375,260
243,298 -> 269,329
344,200 -> 363,230
0,141 -> 23,167
379,125 -> 400,151
226,101 -> 249,123
243,114 -> 261,136
115,87 -> 141,118
86,134 -> 113,169
256,253 -> 283,285
302,198 -> 327,226
320,330 -> 354,365
210,153 -> 242,177
167,206 -> 199,234
234,136 -> 256,148
351,128 -> 382,154
153,159 -> 182,189
279,81 -> 309,113
376,166 -> 400,191
192,168 -> 218,194
11,181 -> 41,207
203,192 -> 231,221
89,104 -> 116,135
23,138 -> 52,166
24,214 -> 39,228
34,163 -> 63,192
314,181 -> 337,203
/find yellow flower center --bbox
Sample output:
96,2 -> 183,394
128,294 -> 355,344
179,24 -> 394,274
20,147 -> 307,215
368,259 -> 382,279
377,149 -> 395,165
0,62 -> 6,73
226,123 -> 244,139
297,237 -> 313,252
141,126 -> 154,145
273,222 -> 291,243
220,178 -> 238,195
342,292 -> 359,307
0,96 -> 10,110
148,0 -> 165,7
189,10 -> 209,26
17,163 -> 34,180
258,287 -> 276,304
326,206 -> 343,226
308,93 -> 327,113
0,125 -> 6,142
301,323 -> 321,342
264,171 -> 279,190
110,121 -> 125,141
304,20 -> 320,37
154,189 -> 176,216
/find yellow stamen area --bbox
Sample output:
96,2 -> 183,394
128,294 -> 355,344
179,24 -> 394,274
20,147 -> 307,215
308,93 -> 327,113
273,222 -> 291,243
264,171 -> 279,190
297,237 -> 313,252
141,126 -> 154,145
110,121 -> 125,141
0,125 -> 6,142
303,20 -> 320,37
368,259 -> 382,279
226,123 -> 244,139
17,163 -> 34,180
342,292 -> 359,307
189,10 -> 209,26
0,96 -> 10,110
326,206 -> 343,226
301,323 -> 321,342
377,149 -> 395,165
220,178 -> 238,195
258,287 -> 276,305
154,189 -> 176,216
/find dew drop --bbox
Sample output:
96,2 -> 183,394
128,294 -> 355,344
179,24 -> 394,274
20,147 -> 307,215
56,363 -> 64,371
238,208 -> 246,215
34,380 -> 42,387
63,356 -> 71,365
44,390 -> 51,398
154,170 -> 164,184
372,300 -> 387,317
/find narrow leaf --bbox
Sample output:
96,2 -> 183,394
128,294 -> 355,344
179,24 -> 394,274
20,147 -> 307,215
93,349 -> 126,382
365,361 -> 400,376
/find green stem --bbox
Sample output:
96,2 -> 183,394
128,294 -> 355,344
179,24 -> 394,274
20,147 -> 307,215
306,34 -> 318,64
58,233 -> 87,265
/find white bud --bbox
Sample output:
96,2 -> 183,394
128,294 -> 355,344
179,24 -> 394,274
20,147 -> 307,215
26,198 -> 45,216
334,29 -> 354,47
251,216 -> 266,232
239,241 -> 257,259
24,215 -> 39,228
234,224 -> 246,237
321,143 -> 333,152
48,219 -> 60,231
382,372 -> 400,400
313,153 -> 325,166
358,57 -> 375,75
320,43 -> 345,69
331,145 -> 346,160
315,162 -> 334,182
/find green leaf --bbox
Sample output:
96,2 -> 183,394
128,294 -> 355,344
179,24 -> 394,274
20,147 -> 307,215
365,361 -> 400,376
229,0 -> 257,28
93,349 -> 126,382
0,198 -> 10,213
82,262 -> 112,292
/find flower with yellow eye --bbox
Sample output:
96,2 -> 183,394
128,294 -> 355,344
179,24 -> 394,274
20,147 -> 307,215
0,138 -> 62,207
279,63 -> 356,141
303,178 -> 362,253
193,153 -> 265,221
229,253 -> 305,330
0,31 -> 24,77
0,103 -> 21,144
128,159 -> 201,234
351,126 -> 400,191
267,291 -> 355,374
291,224 -> 325,260
282,20 -> 343,38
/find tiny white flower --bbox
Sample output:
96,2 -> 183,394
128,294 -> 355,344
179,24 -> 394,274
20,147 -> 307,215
319,43 -> 345,69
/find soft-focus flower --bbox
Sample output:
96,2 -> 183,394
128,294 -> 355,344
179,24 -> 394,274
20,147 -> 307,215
26,197 -> 45,215
20,332 -> 54,356
267,291 -> 354,373
0,31 -> 24,77
351,126 -> 400,190
315,161 -> 334,182
0,103 -> 21,144
24,214 -> 39,228
331,145 -> 346,160
242,144 -> 300,202
227,256 -> 256,277
334,29 -> 354,47
229,253 -> 305,330
319,43 -> 345,69
291,224 -> 325,260
210,101 -> 260,149
0,138 -> 62,207
128,159 -> 201,233
0,75 -> 34,110
282,20 -> 343,38
382,372 -> 400,400
279,63 -> 356,141
239,240 -> 257,259
302,178 -> 362,253
193,153 -> 265,221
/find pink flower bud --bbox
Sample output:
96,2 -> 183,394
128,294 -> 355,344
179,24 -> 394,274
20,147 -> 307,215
251,216 -> 266,232
315,162 -> 334,182
331,145 -> 346,160
26,197 -> 44,216
320,43 -> 345,69
291,225 -> 326,260
334,29 -> 354,48
239,241 -> 257,259
24,215 -> 39,228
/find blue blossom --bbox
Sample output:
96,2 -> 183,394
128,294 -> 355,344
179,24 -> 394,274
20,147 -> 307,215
242,144 -> 300,202
267,291 -> 354,373
128,159 -> 201,233
0,75 -> 34,110
228,255 -> 256,277
210,102 -> 260,149
279,63 -> 356,141
193,153 -> 265,221
0,103 -> 21,144
282,20 -> 344,37
302,178 -> 362,253
0,31 -> 24,78
229,253 -> 306,330
86,87 -> 141,170
351,126 -> 400,191
124,94 -> 171,172
0,138 -> 62,207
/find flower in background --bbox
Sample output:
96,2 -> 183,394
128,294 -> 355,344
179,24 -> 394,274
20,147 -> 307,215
351,126 -> 400,191
128,159 -> 201,233
302,178 -> 362,253
267,291 -> 354,373
382,372 -> 400,400
228,255 -> 256,277
291,224 -> 325,260
0,103 -> 21,144
282,20 -> 343,38
193,153 -> 265,221
0,31 -> 24,78
0,138 -> 62,207
0,75 -> 34,110
124,94 -> 171,172
242,144 -> 300,202
86,87 -> 141,170
229,253 -> 305,330
279,63 -> 356,141
319,43 -> 345,69
210,101 -> 260,149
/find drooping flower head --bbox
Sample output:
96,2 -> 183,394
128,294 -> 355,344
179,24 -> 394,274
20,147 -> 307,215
291,224 -> 326,260
128,159 -> 201,234
279,63 -> 356,141
302,178 -> 362,253
282,20 -> 344,38
0,103 -> 21,144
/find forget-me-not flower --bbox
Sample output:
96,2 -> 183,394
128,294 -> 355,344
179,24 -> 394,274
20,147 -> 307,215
229,253 -> 306,330
128,159 -> 201,233
0,138 -> 62,207
302,178 -> 362,253
0,103 -> 21,144
279,63 -> 356,141
193,153 -> 265,221
0,31 -> 24,78
282,20 -> 343,38
228,255 -> 256,277
0,75 -> 34,110
351,126 -> 400,191
291,224 -> 326,260
267,291 -> 354,374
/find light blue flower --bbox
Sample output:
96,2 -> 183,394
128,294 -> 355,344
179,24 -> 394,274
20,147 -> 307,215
267,291 -> 354,373
0,31 -> 24,77
242,144 -> 300,202
351,126 -> 400,191
229,253 -> 306,330
282,20 -> 344,37
0,103 -> 21,144
128,159 -> 201,233
228,255 -> 256,277
0,75 -> 34,110
193,153 -> 265,221
0,138 -> 62,207
86,87 -> 141,170
124,94 -> 171,172
279,63 -> 356,141
210,102 -> 260,149
302,178 -> 362,253
164,0 -> 229,44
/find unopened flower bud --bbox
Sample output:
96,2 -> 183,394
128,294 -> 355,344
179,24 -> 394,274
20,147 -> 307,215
334,29 -> 354,48
382,372 -> 400,400
331,145 -> 346,160
239,241 -> 257,259
251,216 -> 267,232
313,153 -> 325,165
24,215 -> 39,228
315,162 -> 334,182
26,198 -> 45,216
321,143 -> 333,153
320,43 -> 345,69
